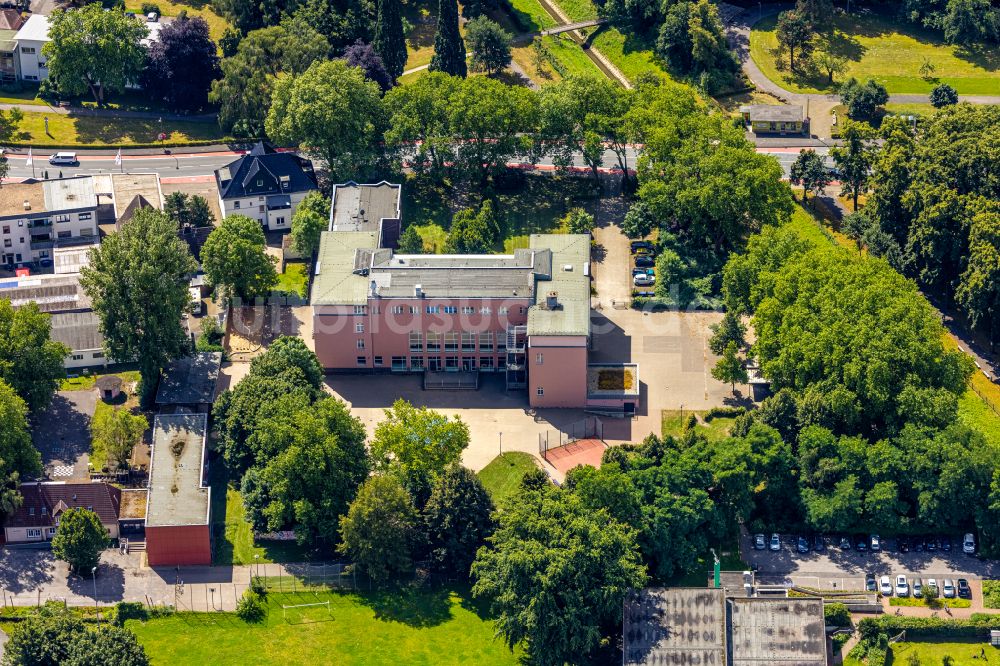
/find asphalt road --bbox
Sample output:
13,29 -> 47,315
1,147 -> 831,180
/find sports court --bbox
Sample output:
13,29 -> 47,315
541,437 -> 608,475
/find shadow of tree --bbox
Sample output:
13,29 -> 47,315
0,549 -> 55,593
67,561 -> 126,601
31,391 -> 95,472
351,584 -> 454,628
954,44 -> 1000,72
818,31 -> 866,62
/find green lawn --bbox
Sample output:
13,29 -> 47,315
210,463 -> 311,566
957,389 -> 1000,449
890,640 -> 1000,666
885,102 -> 937,119
590,27 -> 670,84
661,410 -> 737,442
477,452 -> 538,504
549,0 -> 597,21
275,263 -> 308,298
128,588 -> 521,666
504,0 -> 557,32
669,544 -> 747,586
544,34 -> 603,79
16,112 -> 227,148
124,0 -> 230,42
60,369 -> 141,391
888,596 -> 971,608
750,11 -> 1000,94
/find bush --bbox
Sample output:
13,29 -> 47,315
250,576 -> 268,599
705,406 -> 747,421
140,2 -> 160,14
824,602 -> 852,627
983,580 -> 1000,608
236,589 -> 266,623
857,614 -> 1000,641
108,601 -> 147,626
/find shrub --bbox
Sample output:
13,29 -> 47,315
250,576 -> 268,599
236,589 -> 266,623
705,406 -> 747,420
109,601 -> 147,626
857,614 -> 1000,641
140,2 -> 160,14
982,580 -> 1000,608
824,602 -> 851,627
684,413 -> 698,430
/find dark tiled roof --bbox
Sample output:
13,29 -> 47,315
155,352 -> 222,406
214,142 -> 317,201
5,482 -> 121,529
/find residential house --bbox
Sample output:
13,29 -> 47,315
3,481 -> 122,544
0,10 -> 24,83
145,413 -> 211,567
741,104 -> 807,135
0,177 -> 99,268
214,142 -> 317,232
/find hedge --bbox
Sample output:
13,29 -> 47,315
857,614 -> 1000,641
824,602 -> 852,627
705,406 -> 747,421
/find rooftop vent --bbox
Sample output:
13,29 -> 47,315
23,200 -> 30,210
414,284 -> 423,298
544,291 -> 559,309
563,264 -> 573,272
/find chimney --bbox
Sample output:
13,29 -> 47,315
414,284 -> 423,298
369,279 -> 378,298
545,291 -> 558,309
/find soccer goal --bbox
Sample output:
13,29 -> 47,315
282,599 -> 332,624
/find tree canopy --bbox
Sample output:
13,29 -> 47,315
51,508 -> 108,572
423,465 -> 494,575
338,475 -> 420,583
201,214 -> 278,301
141,16 -> 220,112
0,300 -> 68,412
1,605 -> 149,666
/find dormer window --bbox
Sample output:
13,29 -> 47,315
279,175 -> 290,190
257,179 -> 263,187
28,507 -> 34,515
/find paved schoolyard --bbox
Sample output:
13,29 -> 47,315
30,390 -> 97,480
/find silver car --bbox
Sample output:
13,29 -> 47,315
942,579 -> 956,598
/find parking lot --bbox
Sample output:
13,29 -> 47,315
743,532 -> 1000,594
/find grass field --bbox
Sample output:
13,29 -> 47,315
60,369 -> 141,391
477,452 -> 538,504
275,263 -> 308,298
885,102 -> 937,118
550,0 -> 597,21
589,26 -> 670,83
889,640 -> 1000,666
124,0 -> 230,42
750,11 -> 1000,94
661,410 -> 737,442
128,587 -> 521,666
543,34 -> 603,79
15,112 -> 227,147
957,389 -> 1000,448
504,0 -> 557,31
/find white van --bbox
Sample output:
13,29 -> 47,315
48,152 -> 78,166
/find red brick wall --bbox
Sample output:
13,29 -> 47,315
145,525 -> 211,566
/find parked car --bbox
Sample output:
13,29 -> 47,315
769,533 -> 780,551
926,578 -> 938,596
630,240 -> 654,254
813,535 -> 825,552
48,151 -> 78,166
855,535 -> 868,552
634,246 -> 653,256
897,537 -> 909,553
942,579 -> 956,598
633,274 -> 655,287
870,534 -> 881,552
754,533 -> 766,550
797,536 -> 809,554
839,536 -> 852,550
865,574 -> 877,592
914,539 -> 925,552
913,578 -> 923,598
941,536 -> 952,552
957,579 -> 971,599
880,576 -> 893,596
895,575 -> 909,597
927,538 -> 937,552
632,267 -> 654,277
964,533 -> 976,554
635,256 -> 654,268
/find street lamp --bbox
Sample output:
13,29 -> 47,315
209,587 -> 216,611
91,566 -> 98,620
498,431 -> 503,456
254,554 -> 259,580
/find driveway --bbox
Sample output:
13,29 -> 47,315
30,390 -> 96,480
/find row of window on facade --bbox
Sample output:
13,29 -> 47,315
5,230 -> 79,247
25,527 -> 57,538
350,305 -> 525,316
2,213 -> 90,234
357,355 -> 507,370
70,351 -> 104,361
353,331 -> 514,351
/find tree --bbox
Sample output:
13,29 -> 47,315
397,225 -> 424,253
423,466 -> 495,575
471,483 -> 646,666
344,40 -> 393,92
0,301 -> 69,412
708,310 -> 746,355
210,21 -> 329,135
957,212 -> 1000,347
201,214 -> 278,301
789,148 -> 831,204
0,154 -> 9,186
429,0 -> 467,77
814,50 -> 847,84
687,0 -> 736,83
266,59 -> 387,181
43,6 -> 148,105
444,201 -> 501,253
140,16 -> 220,112
563,208 -> 595,234
919,57 -> 936,80
930,83 -> 959,107
384,71 -> 461,180
291,190 -> 331,259
0,379 -> 41,483
831,120 -> 875,211
164,192 -> 213,228
338,475 -> 419,584
775,11 -> 812,72
839,77 -> 889,121
373,0 -> 406,80
251,396 -> 370,546
51,508 -> 108,573
712,341 -> 747,394
90,408 -> 147,472
795,0 -> 833,27
656,2 -> 693,73
80,209 -> 198,406
2,605 -> 149,666
370,399 -> 470,483
621,201 -> 655,238
250,336 -> 325,390
466,16 -> 512,76
942,0 -> 997,45
291,0 -> 375,53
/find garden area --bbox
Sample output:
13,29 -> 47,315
661,409 -> 740,442
126,587 -> 521,666
750,10 -> 1000,94
845,641 -> 1000,666
477,452 -> 539,504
